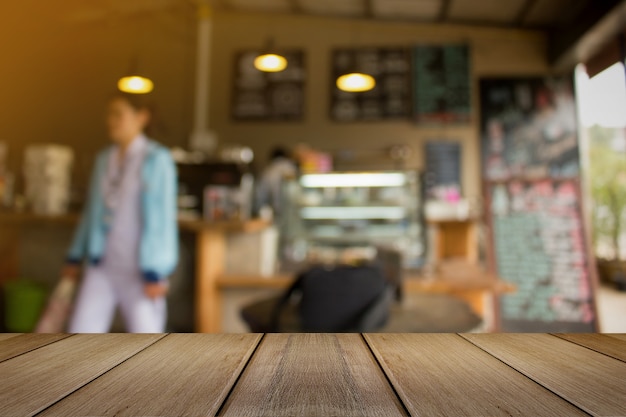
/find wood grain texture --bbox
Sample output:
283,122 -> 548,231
0,333 -> 20,342
606,333 -> 626,343
364,333 -> 588,417
39,334 -> 262,417
0,333 -> 163,417
219,333 -> 407,417
0,333 -> 71,363
462,333 -> 626,417
554,333 -> 626,362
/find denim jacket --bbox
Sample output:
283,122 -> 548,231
66,140 -> 178,282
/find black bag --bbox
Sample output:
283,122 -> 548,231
271,264 -> 392,332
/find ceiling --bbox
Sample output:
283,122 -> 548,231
215,0 -> 625,70
40,0 -> 591,30
216,0 -> 592,30
15,0 -> 625,70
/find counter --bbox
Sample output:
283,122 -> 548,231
1,333 -> 625,416
1,212 -> 513,332
0,211 -> 269,333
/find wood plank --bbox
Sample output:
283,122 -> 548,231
0,333 -> 21,342
607,333 -> 626,343
0,333 -> 71,363
397,277 -> 513,293
364,333 -> 588,417
218,274 -> 293,289
0,333 -> 163,417
219,333 -> 407,416
462,333 -> 626,417
554,333 -> 626,363
38,334 -> 262,417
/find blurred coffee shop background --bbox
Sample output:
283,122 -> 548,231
1,0 -> 626,334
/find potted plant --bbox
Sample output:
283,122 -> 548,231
589,127 -> 626,291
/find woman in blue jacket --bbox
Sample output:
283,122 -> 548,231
63,93 -> 178,333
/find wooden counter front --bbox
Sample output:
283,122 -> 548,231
1,333 -> 625,416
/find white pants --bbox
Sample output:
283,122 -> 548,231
68,265 -> 166,333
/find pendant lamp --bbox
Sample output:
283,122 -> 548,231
254,39 -> 287,73
336,23 -> 376,93
117,56 -> 154,94
336,71 -> 376,93
118,75 -> 154,94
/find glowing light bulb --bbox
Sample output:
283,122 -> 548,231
336,72 -> 376,93
254,54 -> 288,72
118,75 -> 154,94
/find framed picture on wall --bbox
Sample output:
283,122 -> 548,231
330,47 -> 411,122
231,50 -> 306,121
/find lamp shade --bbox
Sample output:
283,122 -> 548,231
118,75 -> 154,94
254,53 -> 288,72
336,72 -> 376,93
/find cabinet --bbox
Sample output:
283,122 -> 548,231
280,171 -> 425,268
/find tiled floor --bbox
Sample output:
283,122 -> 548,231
597,284 -> 626,333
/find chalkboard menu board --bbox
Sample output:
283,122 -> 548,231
331,48 -> 411,122
412,45 -> 471,124
424,141 -> 461,198
232,50 -> 305,121
481,77 -> 597,332
481,78 -> 579,181
488,180 -> 595,332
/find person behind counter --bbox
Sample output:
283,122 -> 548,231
255,146 -> 297,218
61,92 -> 178,333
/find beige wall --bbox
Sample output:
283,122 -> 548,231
0,3 -> 197,187
1,6 -> 549,199
211,11 -> 550,199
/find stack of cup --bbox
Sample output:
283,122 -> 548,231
23,145 -> 73,215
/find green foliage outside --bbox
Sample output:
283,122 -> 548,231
588,125 -> 626,260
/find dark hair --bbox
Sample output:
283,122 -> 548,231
109,92 -> 163,138
109,91 -> 153,112
270,146 -> 290,161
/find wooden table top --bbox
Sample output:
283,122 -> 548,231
1,333 -> 624,416
217,273 -> 516,293
0,210 -> 270,233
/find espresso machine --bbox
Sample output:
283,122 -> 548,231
177,161 -> 253,221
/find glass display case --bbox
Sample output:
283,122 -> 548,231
279,171 -> 426,269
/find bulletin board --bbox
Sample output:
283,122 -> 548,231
480,77 -> 598,332
231,50 -> 306,121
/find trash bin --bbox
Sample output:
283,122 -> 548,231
4,280 -> 47,332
